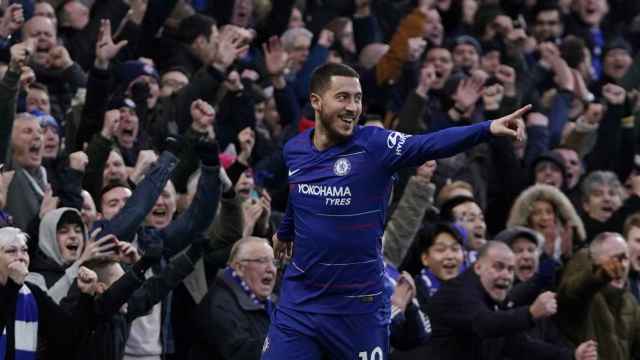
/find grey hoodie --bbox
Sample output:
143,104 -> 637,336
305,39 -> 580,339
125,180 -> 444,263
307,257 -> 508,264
26,207 -> 87,304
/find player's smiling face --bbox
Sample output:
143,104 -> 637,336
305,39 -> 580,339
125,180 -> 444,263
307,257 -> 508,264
312,75 -> 362,142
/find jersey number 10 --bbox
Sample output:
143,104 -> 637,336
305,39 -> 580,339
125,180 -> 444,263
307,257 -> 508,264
358,347 -> 383,360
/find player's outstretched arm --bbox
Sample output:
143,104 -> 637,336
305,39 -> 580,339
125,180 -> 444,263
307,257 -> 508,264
488,104 -> 532,141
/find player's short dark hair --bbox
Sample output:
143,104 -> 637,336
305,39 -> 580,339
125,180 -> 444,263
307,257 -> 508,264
177,14 -> 216,45
309,63 -> 359,96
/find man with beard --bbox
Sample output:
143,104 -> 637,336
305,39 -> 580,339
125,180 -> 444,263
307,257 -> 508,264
262,62 -> 533,360
531,3 -> 564,44
426,241 -> 597,360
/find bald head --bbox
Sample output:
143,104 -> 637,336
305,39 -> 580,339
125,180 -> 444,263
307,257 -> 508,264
589,232 -> 629,289
474,241 -> 515,302
477,241 -> 513,262
34,2 -> 57,27
229,237 -> 271,264
228,236 -> 276,300
23,16 -> 57,66
61,1 -> 90,30
23,16 -> 56,39
590,232 -> 627,260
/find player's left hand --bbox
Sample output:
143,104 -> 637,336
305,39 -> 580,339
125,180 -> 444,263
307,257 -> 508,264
489,104 -> 531,142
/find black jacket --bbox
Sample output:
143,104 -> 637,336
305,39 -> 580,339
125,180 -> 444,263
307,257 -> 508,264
190,270 -> 271,360
426,268 -> 573,360
0,279 -> 94,360
74,250 -> 200,360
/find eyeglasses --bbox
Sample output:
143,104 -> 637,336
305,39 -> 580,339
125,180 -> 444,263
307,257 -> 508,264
240,257 -> 279,267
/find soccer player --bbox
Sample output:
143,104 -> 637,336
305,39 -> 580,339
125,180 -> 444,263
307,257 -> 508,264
261,63 -> 530,360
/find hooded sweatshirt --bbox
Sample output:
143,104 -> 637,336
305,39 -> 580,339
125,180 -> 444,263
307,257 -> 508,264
26,207 -> 87,304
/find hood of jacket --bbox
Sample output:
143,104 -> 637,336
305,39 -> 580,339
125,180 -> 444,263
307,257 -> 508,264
507,184 -> 586,242
38,207 -> 86,267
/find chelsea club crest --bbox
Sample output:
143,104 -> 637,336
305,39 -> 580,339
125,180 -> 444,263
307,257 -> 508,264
333,158 -> 351,176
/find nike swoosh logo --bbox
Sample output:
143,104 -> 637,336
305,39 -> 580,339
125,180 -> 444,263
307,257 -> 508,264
288,168 -> 301,177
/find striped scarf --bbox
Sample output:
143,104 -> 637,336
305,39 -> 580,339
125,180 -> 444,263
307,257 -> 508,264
0,284 -> 38,360
224,267 -> 272,309
419,268 -> 442,297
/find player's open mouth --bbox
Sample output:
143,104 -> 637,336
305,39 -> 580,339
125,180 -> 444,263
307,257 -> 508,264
494,281 -> 510,290
339,114 -> 356,124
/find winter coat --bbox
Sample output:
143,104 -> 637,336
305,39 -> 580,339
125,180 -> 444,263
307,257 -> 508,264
383,175 -> 436,267
27,208 -> 87,304
507,184 -> 587,246
557,249 -> 640,360
0,68 -> 47,232
630,270 -> 640,303
190,270 -> 271,360
425,268 -> 573,360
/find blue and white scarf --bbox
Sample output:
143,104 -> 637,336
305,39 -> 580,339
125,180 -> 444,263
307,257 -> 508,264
0,284 -> 38,360
419,268 -> 443,298
224,267 -> 272,310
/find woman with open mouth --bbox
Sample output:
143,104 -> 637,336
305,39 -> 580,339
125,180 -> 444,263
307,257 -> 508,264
508,184 -> 586,262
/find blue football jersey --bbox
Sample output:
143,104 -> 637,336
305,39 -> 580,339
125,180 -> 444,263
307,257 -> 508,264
277,122 -> 492,314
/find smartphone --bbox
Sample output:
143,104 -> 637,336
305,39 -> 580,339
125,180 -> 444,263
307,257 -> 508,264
250,189 -> 260,200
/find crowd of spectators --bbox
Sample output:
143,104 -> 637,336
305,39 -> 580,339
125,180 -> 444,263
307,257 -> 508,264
0,0 -> 640,359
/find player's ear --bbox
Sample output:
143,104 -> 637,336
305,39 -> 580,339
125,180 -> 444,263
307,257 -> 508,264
310,93 -> 322,112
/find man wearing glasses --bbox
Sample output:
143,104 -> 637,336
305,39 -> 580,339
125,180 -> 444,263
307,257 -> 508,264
192,237 -> 277,360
